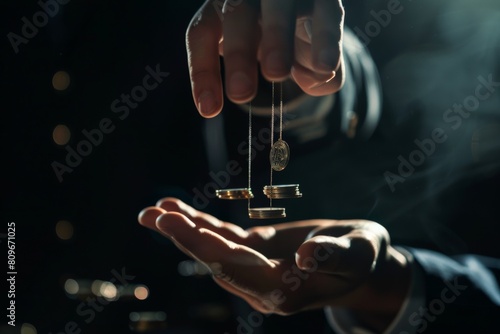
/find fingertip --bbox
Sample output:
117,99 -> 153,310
200,109 -> 222,118
227,95 -> 256,107
155,197 -> 182,209
226,71 -> 256,102
156,198 -> 199,218
261,51 -> 292,81
294,251 -> 304,269
197,90 -> 223,118
155,212 -> 173,232
138,206 -> 166,229
295,238 -> 315,270
295,239 -> 319,270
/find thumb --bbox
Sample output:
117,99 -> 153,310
295,233 -> 378,279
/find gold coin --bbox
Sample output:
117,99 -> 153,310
248,207 -> 286,219
216,188 -> 254,200
270,139 -> 290,171
263,184 -> 302,199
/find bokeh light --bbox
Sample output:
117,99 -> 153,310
20,323 -> 37,334
52,71 -> 71,91
64,279 -> 79,295
134,285 -> 149,300
52,124 -> 71,146
55,220 -> 74,240
91,280 -> 104,295
100,282 -> 118,300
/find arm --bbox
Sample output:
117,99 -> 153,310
327,247 -> 500,334
401,247 -> 500,333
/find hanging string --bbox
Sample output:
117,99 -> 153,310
269,81 -> 275,207
248,102 -> 252,211
279,81 -> 283,140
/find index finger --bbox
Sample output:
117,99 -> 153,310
186,1 -> 224,117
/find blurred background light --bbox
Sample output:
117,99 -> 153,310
177,260 -> 210,277
55,220 -> 74,240
129,312 -> 140,322
99,281 -> 118,300
20,323 -> 37,334
129,311 -> 168,333
52,124 -> 71,146
52,71 -> 71,91
129,311 -> 166,321
189,303 -> 231,323
133,285 -> 149,300
91,279 -> 103,295
64,279 -> 79,295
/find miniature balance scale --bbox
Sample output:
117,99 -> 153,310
215,82 -> 302,219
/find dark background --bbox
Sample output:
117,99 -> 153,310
1,0 -> 500,333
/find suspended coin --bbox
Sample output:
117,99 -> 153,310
270,139 -> 290,171
216,188 -> 254,200
248,207 -> 286,219
263,184 -> 302,199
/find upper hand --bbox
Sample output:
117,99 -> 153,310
186,0 -> 346,117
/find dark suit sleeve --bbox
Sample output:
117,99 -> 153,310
401,247 -> 500,333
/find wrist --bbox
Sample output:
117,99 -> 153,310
338,246 -> 412,332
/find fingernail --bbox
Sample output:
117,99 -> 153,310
197,91 -> 216,116
228,71 -> 252,98
318,50 -> 336,71
265,51 -> 287,77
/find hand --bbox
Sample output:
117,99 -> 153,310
138,198 -> 410,331
186,0 -> 346,118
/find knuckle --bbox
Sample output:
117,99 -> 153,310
361,221 -> 390,244
189,68 -> 215,83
